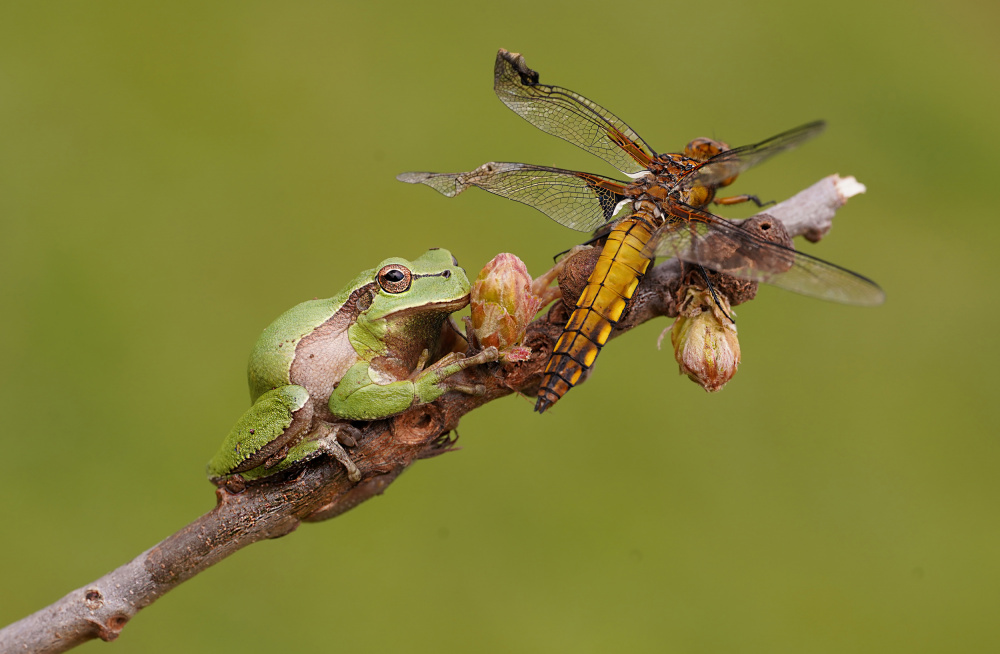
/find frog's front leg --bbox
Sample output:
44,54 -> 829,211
328,347 -> 499,421
413,347 -> 500,397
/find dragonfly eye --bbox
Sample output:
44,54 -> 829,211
684,137 -> 728,161
377,264 -> 413,293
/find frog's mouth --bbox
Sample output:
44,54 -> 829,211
392,293 -> 471,317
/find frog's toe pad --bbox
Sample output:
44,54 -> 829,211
447,382 -> 487,395
477,346 -> 500,363
317,436 -> 362,483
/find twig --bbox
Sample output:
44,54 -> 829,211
0,175 -> 863,653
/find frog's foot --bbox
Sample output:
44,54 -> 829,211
409,346 -> 500,404
333,423 -> 362,448
436,347 -> 499,395
420,346 -> 499,378
316,429 -> 361,483
420,350 -> 462,372
465,346 -> 500,366
446,382 -> 488,395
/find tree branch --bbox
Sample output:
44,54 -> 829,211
0,175 -> 864,653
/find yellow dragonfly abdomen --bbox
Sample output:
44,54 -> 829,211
536,212 -> 659,413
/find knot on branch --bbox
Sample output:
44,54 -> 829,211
83,589 -> 103,610
79,588 -> 129,642
392,403 -> 444,446
90,613 -> 129,642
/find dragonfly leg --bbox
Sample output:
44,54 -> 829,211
695,264 -> 736,324
714,194 -> 774,208
551,231 -> 607,262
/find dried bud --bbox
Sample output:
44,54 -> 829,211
661,288 -> 741,392
470,253 -> 542,359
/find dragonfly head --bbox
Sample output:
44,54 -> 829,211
684,137 -> 738,188
683,136 -> 730,162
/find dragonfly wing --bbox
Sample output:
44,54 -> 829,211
397,163 -> 628,232
494,49 -> 656,176
679,121 -> 827,192
652,205 -> 885,306
396,171 -> 469,197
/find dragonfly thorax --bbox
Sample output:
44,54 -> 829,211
625,165 -> 714,214
652,153 -> 699,174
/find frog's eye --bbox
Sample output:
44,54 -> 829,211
377,264 -> 412,294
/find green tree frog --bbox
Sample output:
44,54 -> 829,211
207,248 -> 497,485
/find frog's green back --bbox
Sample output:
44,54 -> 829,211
246,268 -> 374,402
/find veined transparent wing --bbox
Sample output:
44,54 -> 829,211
678,121 -> 827,193
397,162 -> 629,232
494,49 -> 656,176
651,203 -> 885,306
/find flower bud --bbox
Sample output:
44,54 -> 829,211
470,254 -> 542,359
661,288 -> 741,392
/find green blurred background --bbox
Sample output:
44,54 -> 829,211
2,1 -> 997,651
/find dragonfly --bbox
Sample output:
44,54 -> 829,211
399,49 -> 885,413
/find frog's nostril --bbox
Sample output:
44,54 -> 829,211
442,270 -> 452,279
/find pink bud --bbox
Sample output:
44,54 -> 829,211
470,254 -> 542,359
